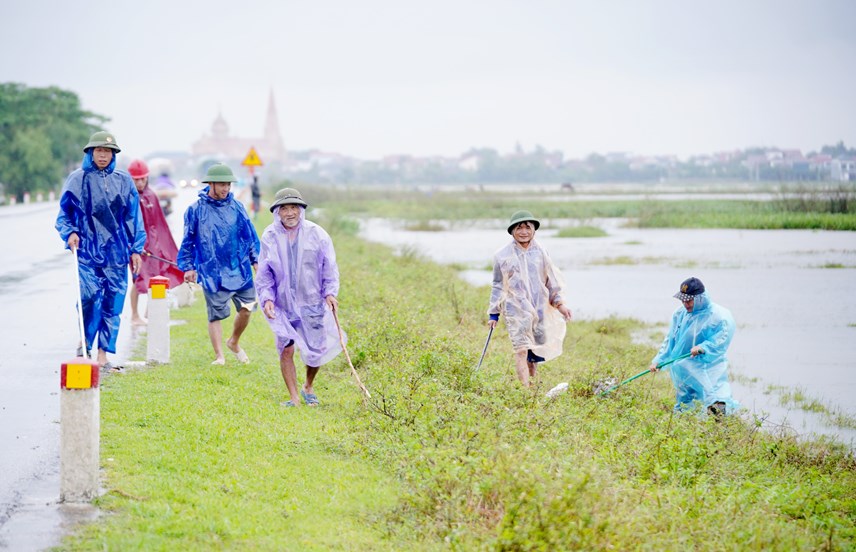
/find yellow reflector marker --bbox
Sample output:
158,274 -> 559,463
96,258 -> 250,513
66,363 -> 93,389
151,284 -> 167,299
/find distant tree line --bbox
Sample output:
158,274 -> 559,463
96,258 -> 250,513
288,143 -> 856,185
0,83 -> 106,202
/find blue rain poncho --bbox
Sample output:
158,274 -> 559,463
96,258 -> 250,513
55,151 -> 146,352
177,187 -> 259,294
488,239 -> 567,362
652,291 -> 738,412
255,208 -> 344,367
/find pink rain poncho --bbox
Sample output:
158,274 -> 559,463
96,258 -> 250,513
134,184 -> 183,293
488,240 -> 567,362
255,209 -> 344,366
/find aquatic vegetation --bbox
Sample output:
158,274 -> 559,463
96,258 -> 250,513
556,225 -> 608,238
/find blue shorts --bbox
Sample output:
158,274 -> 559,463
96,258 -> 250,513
203,285 -> 257,322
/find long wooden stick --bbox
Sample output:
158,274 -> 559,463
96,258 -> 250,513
332,308 -> 371,399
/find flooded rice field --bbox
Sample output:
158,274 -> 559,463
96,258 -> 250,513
361,217 -> 856,447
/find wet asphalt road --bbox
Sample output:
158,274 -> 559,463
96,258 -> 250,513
0,202 -> 109,550
0,188 -> 200,550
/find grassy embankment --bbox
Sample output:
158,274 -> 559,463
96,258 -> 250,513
307,184 -> 856,231
60,205 -> 855,550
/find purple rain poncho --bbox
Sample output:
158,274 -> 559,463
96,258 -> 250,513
255,208 -> 345,367
176,187 -> 259,294
488,239 -> 567,362
55,151 -> 146,353
652,291 -> 739,412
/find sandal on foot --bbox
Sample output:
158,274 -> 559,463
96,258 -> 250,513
211,358 -> 226,366
101,362 -> 122,373
230,348 -> 250,364
281,400 -> 296,407
300,389 -> 319,406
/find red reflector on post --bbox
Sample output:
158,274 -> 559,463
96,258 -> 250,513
149,275 -> 170,299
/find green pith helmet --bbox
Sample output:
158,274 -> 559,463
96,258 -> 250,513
269,187 -> 308,211
507,210 -> 540,234
83,131 -> 121,153
201,163 -> 237,183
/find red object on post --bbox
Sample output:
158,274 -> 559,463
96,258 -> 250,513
149,275 -> 170,299
61,358 -> 100,390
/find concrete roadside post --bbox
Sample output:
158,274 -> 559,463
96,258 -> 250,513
147,275 -> 171,364
60,357 -> 100,502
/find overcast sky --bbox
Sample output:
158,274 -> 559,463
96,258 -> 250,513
3,0 -> 855,161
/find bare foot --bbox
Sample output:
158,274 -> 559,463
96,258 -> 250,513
132,316 -> 148,326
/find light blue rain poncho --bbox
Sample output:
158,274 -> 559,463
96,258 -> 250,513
488,239 -> 567,362
55,151 -> 146,353
255,207 -> 344,367
652,291 -> 738,412
177,186 -> 259,294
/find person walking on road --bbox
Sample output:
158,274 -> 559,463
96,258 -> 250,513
255,188 -> 344,407
250,175 -> 262,220
488,210 -> 572,387
177,163 -> 260,365
649,277 -> 738,417
55,131 -> 146,371
127,159 -> 184,326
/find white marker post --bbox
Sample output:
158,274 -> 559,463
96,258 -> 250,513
60,357 -> 100,502
147,275 -> 171,364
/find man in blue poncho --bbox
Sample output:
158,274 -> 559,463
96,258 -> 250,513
55,131 -> 146,370
255,188 -> 344,407
177,163 -> 260,365
650,277 -> 738,417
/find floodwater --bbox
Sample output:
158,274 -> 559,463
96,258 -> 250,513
360,217 -> 856,447
0,188 -> 198,551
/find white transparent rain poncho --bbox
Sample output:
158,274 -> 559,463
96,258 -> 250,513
488,240 -> 567,361
652,291 -> 738,412
255,207 -> 344,367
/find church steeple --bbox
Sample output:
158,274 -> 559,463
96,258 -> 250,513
264,88 -> 286,160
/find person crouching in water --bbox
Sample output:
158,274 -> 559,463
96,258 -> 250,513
488,210 -> 573,387
649,277 -> 738,417
255,188 -> 345,407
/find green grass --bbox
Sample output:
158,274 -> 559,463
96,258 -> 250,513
60,210 -> 856,550
556,225 -> 608,238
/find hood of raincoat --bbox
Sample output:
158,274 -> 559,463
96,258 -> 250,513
81,149 -> 117,174
198,185 -> 234,206
272,203 -> 305,231
176,187 -> 260,293
687,291 -> 711,314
